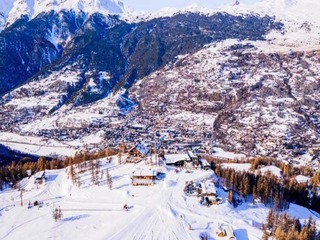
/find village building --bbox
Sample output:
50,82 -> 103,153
34,171 -> 46,184
126,143 -> 150,163
131,169 -> 158,186
201,180 -> 217,197
199,159 -> 211,170
163,153 -> 191,167
187,150 -> 199,162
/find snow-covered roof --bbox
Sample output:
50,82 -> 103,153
199,159 -> 210,167
212,147 -> 246,160
128,143 -> 149,156
258,165 -> 282,178
295,175 -> 310,183
136,143 -> 149,156
131,123 -> 146,129
132,169 -> 157,177
221,163 -> 251,172
34,171 -> 45,179
187,151 -> 197,159
201,180 -> 216,196
164,154 -> 190,164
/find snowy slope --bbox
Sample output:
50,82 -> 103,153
1,158 -> 319,240
3,0 -> 125,28
0,0 -> 14,30
132,0 -> 320,46
0,132 -> 77,157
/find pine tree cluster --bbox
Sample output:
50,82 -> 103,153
263,209 -> 320,240
213,159 -> 320,213
0,157 -> 64,189
0,147 -> 118,190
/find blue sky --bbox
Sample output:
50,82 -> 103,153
121,0 -> 259,12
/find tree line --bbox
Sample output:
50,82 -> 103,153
0,147 -> 118,190
212,159 -> 320,213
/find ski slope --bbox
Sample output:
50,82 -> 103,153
0,157 -> 319,240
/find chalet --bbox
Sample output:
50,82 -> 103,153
34,171 -> 46,184
131,169 -> 158,186
201,180 -> 217,197
127,143 -> 149,158
163,153 -> 191,167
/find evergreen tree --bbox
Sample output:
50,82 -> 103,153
243,175 -> 250,200
266,209 -> 274,230
307,217 -> 317,240
227,190 -> 233,205
287,225 -> 299,240
68,157 -> 75,182
262,226 -> 270,240
275,225 -> 285,240
299,227 -> 308,240
36,157 -> 46,171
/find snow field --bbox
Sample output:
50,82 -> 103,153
1,156 -> 319,240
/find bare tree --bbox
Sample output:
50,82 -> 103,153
118,152 -> 122,165
106,168 -> 112,190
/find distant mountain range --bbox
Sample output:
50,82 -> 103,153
0,0 -> 319,163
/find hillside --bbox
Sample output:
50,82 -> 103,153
0,0 -> 319,163
0,156 -> 319,239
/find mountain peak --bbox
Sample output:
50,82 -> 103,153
1,0 -> 125,29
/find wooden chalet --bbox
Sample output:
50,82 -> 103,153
131,169 -> 158,186
127,143 -> 149,158
126,143 -> 150,163
201,180 -> 217,197
163,153 -> 191,167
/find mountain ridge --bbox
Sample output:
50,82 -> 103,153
0,0 -> 125,30
0,0 -> 319,164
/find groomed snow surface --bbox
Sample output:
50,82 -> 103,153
1,156 -> 319,240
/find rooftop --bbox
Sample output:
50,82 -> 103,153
164,153 -> 190,164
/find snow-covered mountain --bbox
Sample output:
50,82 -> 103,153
0,0 -> 14,30
0,0 -> 125,29
0,0 -> 319,164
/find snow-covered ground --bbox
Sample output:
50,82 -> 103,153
1,156 -> 319,240
213,147 -> 246,160
258,165 -> 283,178
0,132 -> 77,157
221,163 -> 252,172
